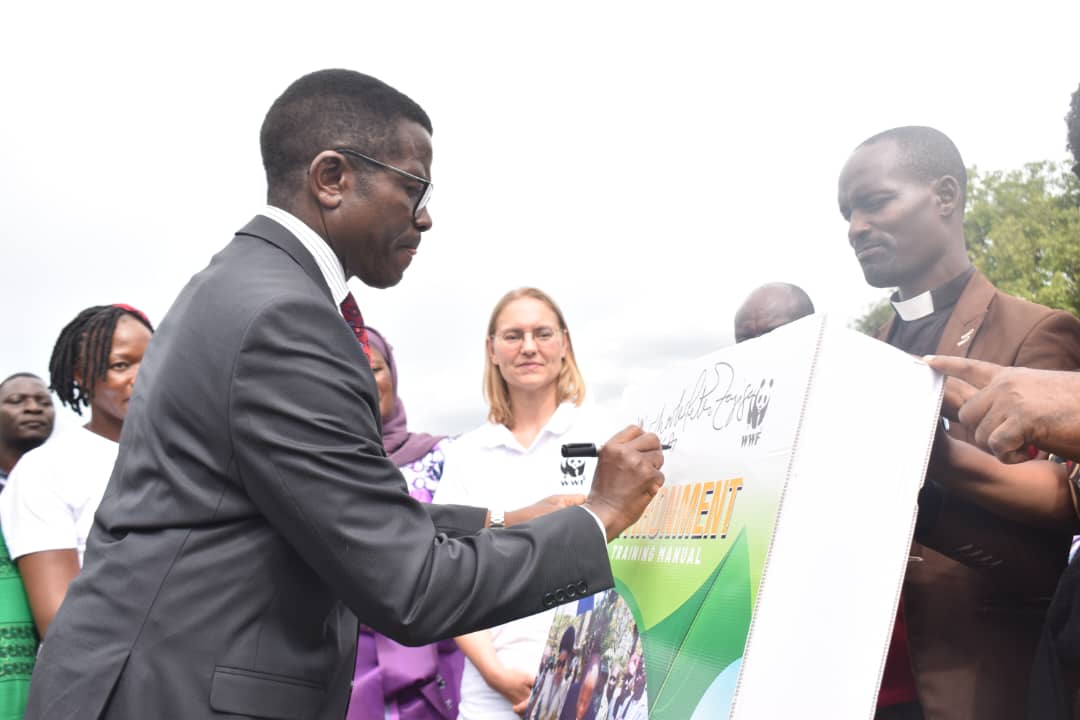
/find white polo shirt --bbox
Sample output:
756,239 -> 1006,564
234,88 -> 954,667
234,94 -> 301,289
0,426 -> 119,566
434,401 -> 614,720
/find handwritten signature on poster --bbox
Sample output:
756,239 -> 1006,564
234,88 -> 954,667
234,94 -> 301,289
636,362 -> 774,450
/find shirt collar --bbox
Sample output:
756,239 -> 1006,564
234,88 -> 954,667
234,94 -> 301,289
259,205 -> 350,306
477,401 -> 580,451
890,266 -> 974,322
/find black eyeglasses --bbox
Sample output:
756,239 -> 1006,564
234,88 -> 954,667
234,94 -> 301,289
334,147 -> 433,219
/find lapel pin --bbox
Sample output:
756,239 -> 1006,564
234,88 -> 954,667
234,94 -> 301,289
957,329 -> 975,347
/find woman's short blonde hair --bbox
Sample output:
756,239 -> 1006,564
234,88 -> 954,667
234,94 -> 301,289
483,287 -> 586,426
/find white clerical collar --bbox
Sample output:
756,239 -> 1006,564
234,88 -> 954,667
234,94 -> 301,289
890,267 -> 976,322
891,291 -> 935,321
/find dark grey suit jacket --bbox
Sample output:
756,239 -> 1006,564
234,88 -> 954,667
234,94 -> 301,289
26,216 -> 613,719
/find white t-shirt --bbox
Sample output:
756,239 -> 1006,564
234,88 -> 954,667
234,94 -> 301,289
434,401 -> 614,720
0,426 -> 119,566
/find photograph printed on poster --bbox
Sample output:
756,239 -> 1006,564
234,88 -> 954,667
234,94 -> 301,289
526,589 -> 648,720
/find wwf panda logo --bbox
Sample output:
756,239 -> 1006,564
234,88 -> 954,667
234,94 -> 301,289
560,457 -> 587,486
747,378 -> 773,430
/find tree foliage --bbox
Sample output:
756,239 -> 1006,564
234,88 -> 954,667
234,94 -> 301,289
850,296 -> 893,336
852,160 -> 1080,333
965,161 -> 1080,316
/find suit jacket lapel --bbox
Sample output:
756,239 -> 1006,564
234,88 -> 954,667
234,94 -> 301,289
234,215 -> 335,305
934,269 -> 995,358
875,315 -> 895,342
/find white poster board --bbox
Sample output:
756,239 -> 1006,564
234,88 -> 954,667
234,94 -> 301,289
527,313 -> 943,720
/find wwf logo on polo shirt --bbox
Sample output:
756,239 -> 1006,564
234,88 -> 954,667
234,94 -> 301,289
560,457 -> 587,487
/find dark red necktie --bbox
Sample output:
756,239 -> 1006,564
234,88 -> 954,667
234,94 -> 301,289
340,292 -> 372,363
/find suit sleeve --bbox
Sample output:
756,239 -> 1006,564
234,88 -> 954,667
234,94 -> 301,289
423,504 -> 486,538
916,480 -> 1066,595
228,294 -> 612,645
919,308 -> 1080,583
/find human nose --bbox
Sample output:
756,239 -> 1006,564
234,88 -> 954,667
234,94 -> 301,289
24,399 -> 45,414
847,210 -> 871,246
414,205 -> 432,232
520,332 -> 539,353
128,362 -> 142,386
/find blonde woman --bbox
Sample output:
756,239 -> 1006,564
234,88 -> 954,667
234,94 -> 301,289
434,288 -> 613,719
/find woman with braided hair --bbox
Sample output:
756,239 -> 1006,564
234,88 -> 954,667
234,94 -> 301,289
0,304 -> 152,637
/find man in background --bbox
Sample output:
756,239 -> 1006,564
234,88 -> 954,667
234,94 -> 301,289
0,373 -> 54,719
733,282 -> 814,343
0,373 -> 54,484
838,125 -> 1080,720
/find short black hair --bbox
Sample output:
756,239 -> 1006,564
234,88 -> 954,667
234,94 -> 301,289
559,624 -> 577,655
49,305 -> 155,416
260,69 -> 432,197
1067,83 -> 1080,179
0,372 -> 43,394
858,126 -> 967,207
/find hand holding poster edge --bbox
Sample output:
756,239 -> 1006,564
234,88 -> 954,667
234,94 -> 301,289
925,355 -> 1050,463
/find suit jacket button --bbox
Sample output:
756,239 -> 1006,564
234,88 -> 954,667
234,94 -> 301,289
566,584 -> 578,598
543,592 -> 554,608
577,580 -> 588,595
436,675 -> 446,689
555,589 -> 567,603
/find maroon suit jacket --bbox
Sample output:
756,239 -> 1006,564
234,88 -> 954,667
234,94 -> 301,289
879,269 -> 1080,720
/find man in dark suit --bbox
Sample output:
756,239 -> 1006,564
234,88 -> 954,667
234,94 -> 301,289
25,70 -> 665,719
838,125 -> 1080,720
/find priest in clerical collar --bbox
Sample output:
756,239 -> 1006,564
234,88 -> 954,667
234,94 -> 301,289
837,125 -> 1080,720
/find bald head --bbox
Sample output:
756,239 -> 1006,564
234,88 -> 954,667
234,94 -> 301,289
734,283 -> 815,343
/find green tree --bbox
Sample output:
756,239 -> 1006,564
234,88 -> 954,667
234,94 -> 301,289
850,296 -> 892,336
965,161 -> 1080,315
852,160 -> 1080,331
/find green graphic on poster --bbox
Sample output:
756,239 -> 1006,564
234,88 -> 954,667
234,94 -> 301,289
609,365 -> 805,719
528,325 -> 810,719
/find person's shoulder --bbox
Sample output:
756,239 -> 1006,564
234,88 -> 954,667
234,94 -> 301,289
987,285 -> 1077,327
986,287 -> 1080,354
435,423 -> 500,479
7,427 -> 114,492
449,421 -> 504,453
169,230 -> 333,336
8,426 -> 87,473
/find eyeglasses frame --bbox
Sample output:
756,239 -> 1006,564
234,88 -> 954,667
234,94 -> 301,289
333,146 -> 433,219
490,327 -> 566,347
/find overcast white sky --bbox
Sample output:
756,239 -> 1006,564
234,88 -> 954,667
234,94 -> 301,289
3,1 -> 1079,434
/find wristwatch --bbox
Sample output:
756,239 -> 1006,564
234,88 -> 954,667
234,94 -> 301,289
489,509 -> 506,529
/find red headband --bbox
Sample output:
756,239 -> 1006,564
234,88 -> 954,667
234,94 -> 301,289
113,303 -> 151,325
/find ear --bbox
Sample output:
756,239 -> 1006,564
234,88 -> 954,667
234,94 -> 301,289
308,151 -> 348,210
934,175 -> 962,219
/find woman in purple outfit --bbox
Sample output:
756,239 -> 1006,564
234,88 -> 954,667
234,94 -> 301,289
347,327 -> 462,720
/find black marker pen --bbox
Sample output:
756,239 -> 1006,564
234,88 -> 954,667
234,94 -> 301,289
561,442 -> 673,458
